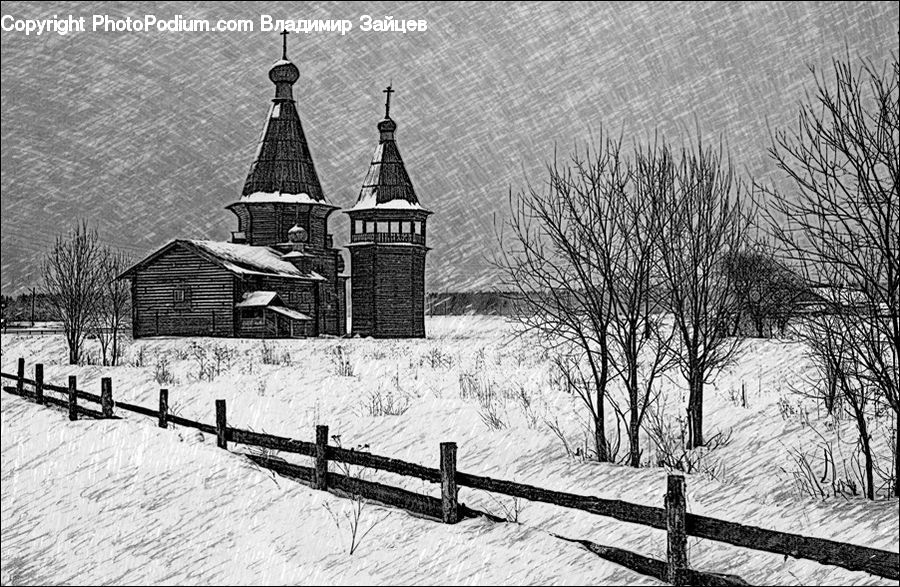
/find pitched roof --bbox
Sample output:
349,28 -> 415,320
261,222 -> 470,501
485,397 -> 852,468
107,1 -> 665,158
269,306 -> 312,321
235,291 -> 280,307
349,112 -> 428,213
241,57 -> 326,202
119,240 -> 326,282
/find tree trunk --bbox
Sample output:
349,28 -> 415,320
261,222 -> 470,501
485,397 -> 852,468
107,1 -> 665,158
687,368 -> 704,448
855,408 -> 875,500
594,385 -> 609,462
111,328 -> 119,367
594,375 -> 609,462
594,415 -> 607,463
628,361 -> 641,467
593,346 -> 611,463
895,409 -> 899,498
628,408 -> 640,467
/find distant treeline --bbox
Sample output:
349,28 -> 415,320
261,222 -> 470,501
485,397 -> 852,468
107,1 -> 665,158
3,290 -> 515,322
426,292 -> 519,316
1,292 -> 54,322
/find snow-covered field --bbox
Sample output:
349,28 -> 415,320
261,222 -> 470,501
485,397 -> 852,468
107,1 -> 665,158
1,317 -> 898,585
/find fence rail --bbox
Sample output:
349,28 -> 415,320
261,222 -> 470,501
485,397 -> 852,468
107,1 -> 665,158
2,360 -> 898,585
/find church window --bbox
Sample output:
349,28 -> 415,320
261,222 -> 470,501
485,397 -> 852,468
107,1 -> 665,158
377,221 -> 389,233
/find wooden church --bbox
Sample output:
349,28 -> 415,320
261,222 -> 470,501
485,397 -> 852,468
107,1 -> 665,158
121,34 -> 430,339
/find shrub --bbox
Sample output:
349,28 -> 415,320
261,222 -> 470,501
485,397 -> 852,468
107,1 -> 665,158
189,342 -> 236,381
322,439 -> 388,555
362,388 -> 410,417
154,355 -> 176,385
330,345 -> 354,377
420,347 -> 453,369
260,341 -> 291,366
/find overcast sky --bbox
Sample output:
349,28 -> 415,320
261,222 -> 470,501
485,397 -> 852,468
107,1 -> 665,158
2,1 -> 898,295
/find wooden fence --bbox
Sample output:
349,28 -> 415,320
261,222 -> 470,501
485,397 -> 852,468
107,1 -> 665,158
2,358 -> 898,586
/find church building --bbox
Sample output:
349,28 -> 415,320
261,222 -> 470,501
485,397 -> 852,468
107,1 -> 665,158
121,34 -> 429,339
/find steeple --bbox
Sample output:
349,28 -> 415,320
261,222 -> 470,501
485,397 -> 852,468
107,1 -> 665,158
379,84 -> 396,141
241,31 -> 325,201
352,85 -> 423,210
344,84 -> 431,339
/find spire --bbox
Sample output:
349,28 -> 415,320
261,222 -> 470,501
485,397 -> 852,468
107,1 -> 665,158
241,33 -> 325,201
353,85 -> 421,210
377,84 -> 398,143
383,84 -> 394,118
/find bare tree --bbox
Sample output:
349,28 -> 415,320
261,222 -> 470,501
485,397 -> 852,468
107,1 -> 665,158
577,140 -> 677,466
496,134 -> 678,466
43,221 -> 107,365
494,141 -> 622,463
763,54 -> 899,497
657,139 -> 752,449
804,309 -> 880,498
722,242 -> 808,338
91,250 -> 132,366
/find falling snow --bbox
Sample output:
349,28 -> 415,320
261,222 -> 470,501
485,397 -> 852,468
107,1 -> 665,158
2,317 -> 898,585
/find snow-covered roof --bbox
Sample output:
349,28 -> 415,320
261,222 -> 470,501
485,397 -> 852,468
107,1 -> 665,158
347,120 -> 429,213
281,250 -> 313,259
239,191 -> 324,205
235,291 -> 280,308
269,306 -> 312,321
240,92 -> 326,201
349,192 -> 429,212
119,240 -> 327,282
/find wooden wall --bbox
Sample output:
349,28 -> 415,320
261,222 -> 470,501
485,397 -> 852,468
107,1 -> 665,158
229,202 -> 335,250
132,246 -> 235,338
350,246 -> 375,336
350,244 -> 427,338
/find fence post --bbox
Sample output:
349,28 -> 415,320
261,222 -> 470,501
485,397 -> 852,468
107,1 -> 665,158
158,389 -> 169,428
215,399 -> 227,449
34,364 -> 44,405
68,375 -> 78,421
101,377 -> 113,417
440,442 -> 459,524
16,358 -> 24,395
666,474 -> 688,586
315,425 -> 329,490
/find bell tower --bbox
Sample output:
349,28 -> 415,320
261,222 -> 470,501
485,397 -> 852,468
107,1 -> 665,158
346,86 -> 431,338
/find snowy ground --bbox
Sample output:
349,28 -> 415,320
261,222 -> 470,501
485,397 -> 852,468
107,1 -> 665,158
1,317 -> 898,585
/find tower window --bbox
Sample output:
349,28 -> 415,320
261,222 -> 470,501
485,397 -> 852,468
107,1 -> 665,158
354,220 -> 363,234
402,221 -> 412,233
390,221 -> 401,233
413,221 -> 422,235
377,221 -> 389,233
365,221 -> 376,233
